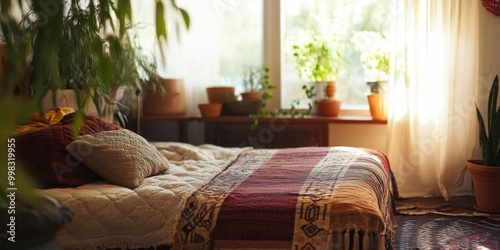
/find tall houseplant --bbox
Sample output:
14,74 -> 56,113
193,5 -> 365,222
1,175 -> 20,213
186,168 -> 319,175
0,0 -> 189,207
466,75 -> 500,213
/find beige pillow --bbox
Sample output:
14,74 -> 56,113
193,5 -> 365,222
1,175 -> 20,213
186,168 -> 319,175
66,129 -> 170,189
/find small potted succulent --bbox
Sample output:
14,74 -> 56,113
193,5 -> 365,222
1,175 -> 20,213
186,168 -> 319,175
352,31 -> 390,120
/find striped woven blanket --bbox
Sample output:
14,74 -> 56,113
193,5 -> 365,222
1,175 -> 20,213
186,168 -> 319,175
177,147 -> 396,250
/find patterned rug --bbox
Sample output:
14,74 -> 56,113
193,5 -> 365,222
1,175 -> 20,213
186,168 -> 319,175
395,214 -> 500,249
396,196 -> 498,217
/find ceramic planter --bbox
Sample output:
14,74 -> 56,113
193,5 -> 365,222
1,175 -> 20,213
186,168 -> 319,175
466,160 -> 500,213
367,93 -> 388,121
317,99 -> 341,116
198,103 -> 223,117
142,78 -> 187,116
206,87 -> 235,103
241,91 -> 262,100
325,81 -> 337,99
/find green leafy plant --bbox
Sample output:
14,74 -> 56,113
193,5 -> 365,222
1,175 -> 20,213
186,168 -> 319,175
352,31 -> 390,93
108,31 -> 164,126
290,34 -> 343,115
242,67 -> 273,93
246,67 -> 277,128
291,35 -> 342,82
477,75 -> 500,166
0,0 -> 189,205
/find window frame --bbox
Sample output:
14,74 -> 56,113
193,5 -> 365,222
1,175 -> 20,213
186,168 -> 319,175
263,0 -> 372,116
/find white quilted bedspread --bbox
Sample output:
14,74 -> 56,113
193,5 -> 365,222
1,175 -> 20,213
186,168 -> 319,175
39,142 -> 250,250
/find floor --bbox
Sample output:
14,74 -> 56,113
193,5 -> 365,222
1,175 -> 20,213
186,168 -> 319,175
395,196 -> 500,249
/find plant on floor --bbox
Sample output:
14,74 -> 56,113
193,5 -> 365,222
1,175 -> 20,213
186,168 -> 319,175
476,75 -> 500,166
466,74 -> 500,213
0,0 -> 189,204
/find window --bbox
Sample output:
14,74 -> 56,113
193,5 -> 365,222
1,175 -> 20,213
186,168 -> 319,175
281,0 -> 392,109
218,1 -> 263,94
133,0 -> 392,112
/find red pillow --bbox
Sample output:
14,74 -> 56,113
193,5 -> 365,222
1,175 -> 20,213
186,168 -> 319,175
15,113 -> 122,188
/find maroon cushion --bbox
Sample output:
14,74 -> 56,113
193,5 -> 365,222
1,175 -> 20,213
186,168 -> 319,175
16,113 -> 122,188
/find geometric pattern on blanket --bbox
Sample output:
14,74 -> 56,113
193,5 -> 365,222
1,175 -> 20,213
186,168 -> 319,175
177,146 -> 396,250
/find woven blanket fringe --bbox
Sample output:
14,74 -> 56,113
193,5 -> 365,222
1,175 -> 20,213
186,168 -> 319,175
326,229 -> 390,250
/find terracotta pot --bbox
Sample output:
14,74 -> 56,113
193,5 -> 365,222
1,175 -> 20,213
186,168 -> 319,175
206,87 -> 235,103
241,91 -> 262,100
466,160 -> 500,213
367,93 -> 388,121
142,78 -> 187,116
198,103 -> 223,117
325,81 -> 337,99
317,99 -> 341,116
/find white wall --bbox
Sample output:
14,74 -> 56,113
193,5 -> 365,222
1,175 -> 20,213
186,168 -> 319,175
329,124 -> 387,154
478,6 -> 500,79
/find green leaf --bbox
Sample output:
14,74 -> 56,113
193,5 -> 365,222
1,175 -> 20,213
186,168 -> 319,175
72,110 -> 84,139
180,8 -> 190,29
262,92 -> 272,100
477,109 -> 487,164
155,1 -> 168,42
488,75 -> 499,135
117,0 -> 132,37
490,107 -> 500,165
1,0 -> 11,14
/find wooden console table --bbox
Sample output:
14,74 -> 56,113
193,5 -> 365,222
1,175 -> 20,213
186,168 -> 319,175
127,115 -> 197,143
202,116 -> 385,148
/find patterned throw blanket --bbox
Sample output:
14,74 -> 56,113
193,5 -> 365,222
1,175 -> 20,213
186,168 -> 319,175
176,147 -> 396,250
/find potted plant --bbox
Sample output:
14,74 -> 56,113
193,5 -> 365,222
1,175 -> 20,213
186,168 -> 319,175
291,34 -> 343,116
108,33 -> 188,118
241,66 -> 274,100
19,1 -> 188,124
352,31 -> 390,120
222,66 -> 276,117
0,1 -> 189,243
206,86 -> 236,104
466,75 -> 500,213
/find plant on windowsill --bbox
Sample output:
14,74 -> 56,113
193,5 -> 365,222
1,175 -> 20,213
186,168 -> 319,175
241,66 -> 274,100
465,75 -> 500,213
291,34 -> 344,116
352,31 -> 390,121
238,66 -> 276,128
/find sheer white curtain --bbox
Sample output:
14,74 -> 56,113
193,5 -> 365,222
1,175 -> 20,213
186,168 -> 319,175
132,1 -> 223,114
387,0 -> 479,198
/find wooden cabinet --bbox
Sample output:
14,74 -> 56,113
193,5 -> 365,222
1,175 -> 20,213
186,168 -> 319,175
127,115 -> 385,148
204,116 -> 334,148
203,116 -> 386,148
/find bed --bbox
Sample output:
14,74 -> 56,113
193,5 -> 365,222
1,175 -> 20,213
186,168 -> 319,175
17,112 -> 397,250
